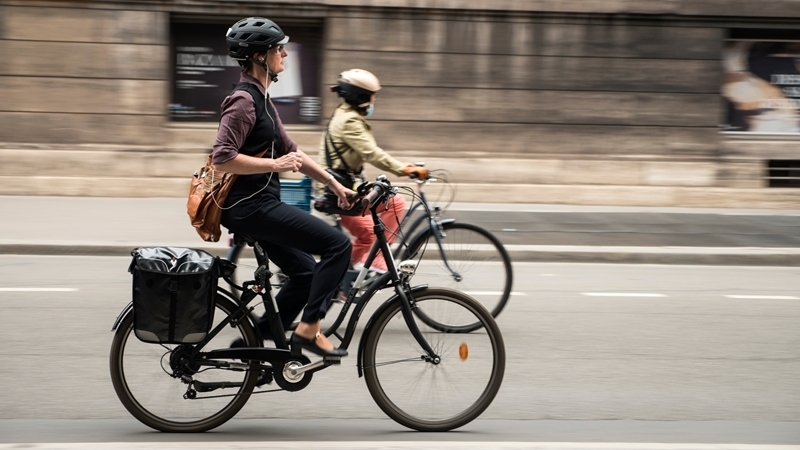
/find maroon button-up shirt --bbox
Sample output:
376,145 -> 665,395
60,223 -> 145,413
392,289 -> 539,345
212,72 -> 298,166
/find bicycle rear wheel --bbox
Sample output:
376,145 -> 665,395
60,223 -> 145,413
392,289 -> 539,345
362,288 -> 505,431
401,222 -> 513,332
109,295 -> 260,432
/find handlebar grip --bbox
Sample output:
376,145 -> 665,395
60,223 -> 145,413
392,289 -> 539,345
361,184 -> 385,209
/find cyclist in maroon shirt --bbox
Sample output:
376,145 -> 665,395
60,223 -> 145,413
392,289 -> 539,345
212,17 -> 354,358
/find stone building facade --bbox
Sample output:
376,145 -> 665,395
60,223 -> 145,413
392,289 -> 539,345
1,0 -> 799,206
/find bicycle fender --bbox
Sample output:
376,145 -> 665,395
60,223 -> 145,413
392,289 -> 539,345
356,284 -> 428,378
111,302 -> 133,332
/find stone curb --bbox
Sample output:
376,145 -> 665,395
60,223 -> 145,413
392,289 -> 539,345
3,245 -> 798,266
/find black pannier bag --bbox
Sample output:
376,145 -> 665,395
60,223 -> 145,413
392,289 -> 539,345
128,247 -> 218,344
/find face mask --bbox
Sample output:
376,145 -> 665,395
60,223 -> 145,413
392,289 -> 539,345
365,104 -> 375,117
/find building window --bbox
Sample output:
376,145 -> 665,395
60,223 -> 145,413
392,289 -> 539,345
170,20 -> 322,124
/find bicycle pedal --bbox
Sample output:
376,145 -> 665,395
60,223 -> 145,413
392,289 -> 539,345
323,356 -> 342,365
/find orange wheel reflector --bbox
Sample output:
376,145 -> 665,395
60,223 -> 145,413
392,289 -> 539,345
459,342 -> 469,361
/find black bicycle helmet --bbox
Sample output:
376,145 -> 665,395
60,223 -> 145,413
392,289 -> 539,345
226,17 -> 289,60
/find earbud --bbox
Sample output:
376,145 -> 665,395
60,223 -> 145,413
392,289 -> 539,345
250,55 -> 278,83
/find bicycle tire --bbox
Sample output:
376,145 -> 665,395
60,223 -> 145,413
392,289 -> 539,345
109,295 -> 260,432
400,222 -> 513,333
362,287 -> 505,431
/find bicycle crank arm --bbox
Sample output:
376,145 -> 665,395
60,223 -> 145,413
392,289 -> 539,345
287,356 -> 342,377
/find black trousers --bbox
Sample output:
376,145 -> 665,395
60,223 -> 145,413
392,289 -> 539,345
223,194 -> 351,329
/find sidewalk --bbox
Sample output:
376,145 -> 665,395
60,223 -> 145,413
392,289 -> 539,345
2,196 -> 799,265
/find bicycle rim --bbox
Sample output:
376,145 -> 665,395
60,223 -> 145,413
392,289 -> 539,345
109,296 -> 260,432
405,222 -> 512,332
363,288 -> 505,431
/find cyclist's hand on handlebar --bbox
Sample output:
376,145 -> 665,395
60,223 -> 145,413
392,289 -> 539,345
272,153 -> 303,173
343,189 -> 360,209
328,180 -> 357,210
402,164 -> 429,180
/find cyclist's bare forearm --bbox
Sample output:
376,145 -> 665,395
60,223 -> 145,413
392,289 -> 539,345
214,152 -> 300,175
297,150 -> 356,206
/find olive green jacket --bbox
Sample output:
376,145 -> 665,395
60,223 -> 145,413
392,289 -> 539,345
317,103 -> 406,184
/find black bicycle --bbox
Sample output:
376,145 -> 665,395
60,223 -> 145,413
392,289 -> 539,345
109,177 -> 505,433
226,169 -> 513,332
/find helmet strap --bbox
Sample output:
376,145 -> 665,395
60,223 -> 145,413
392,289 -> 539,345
251,56 -> 279,83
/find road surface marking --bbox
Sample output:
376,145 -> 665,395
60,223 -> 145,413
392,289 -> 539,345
464,291 -> 526,296
0,442 -> 796,450
724,295 -> 799,300
582,293 -> 667,298
0,288 -> 78,292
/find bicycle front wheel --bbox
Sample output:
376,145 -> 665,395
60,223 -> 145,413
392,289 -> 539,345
363,288 -> 505,431
109,295 -> 260,432
401,222 -> 513,332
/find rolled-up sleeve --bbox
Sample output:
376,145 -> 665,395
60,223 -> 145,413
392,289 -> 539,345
212,92 -> 256,165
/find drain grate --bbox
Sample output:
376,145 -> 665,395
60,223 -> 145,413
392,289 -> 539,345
767,160 -> 800,187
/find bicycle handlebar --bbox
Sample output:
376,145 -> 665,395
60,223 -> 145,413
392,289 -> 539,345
408,172 -> 437,183
361,181 -> 388,209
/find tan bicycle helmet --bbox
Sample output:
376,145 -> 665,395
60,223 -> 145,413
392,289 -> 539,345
333,69 -> 381,108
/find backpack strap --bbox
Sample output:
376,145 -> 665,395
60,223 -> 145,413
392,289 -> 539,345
324,111 -> 363,176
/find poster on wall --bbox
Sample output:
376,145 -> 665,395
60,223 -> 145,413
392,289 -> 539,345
170,22 -> 322,124
721,40 -> 800,133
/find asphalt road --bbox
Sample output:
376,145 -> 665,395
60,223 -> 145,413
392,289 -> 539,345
0,255 -> 798,446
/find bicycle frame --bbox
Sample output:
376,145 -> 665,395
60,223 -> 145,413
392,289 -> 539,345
322,204 -> 437,358
132,184 -> 442,380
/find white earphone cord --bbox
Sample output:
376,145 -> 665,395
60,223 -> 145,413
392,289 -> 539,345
212,77 -> 277,211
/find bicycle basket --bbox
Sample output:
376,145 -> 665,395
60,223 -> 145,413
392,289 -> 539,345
128,247 -> 218,344
280,176 -> 312,212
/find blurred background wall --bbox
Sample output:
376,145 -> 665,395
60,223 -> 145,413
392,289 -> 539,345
1,0 -> 799,206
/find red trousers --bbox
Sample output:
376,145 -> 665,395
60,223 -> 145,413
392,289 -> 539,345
340,195 -> 406,272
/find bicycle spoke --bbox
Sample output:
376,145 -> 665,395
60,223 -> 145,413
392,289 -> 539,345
407,222 -> 513,332
110,296 -> 259,432
363,288 -> 505,431
367,357 -> 426,368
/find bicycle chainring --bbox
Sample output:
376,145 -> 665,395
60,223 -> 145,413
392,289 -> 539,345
273,355 -> 313,392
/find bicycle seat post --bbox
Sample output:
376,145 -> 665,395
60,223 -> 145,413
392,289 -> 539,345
251,240 -> 288,349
